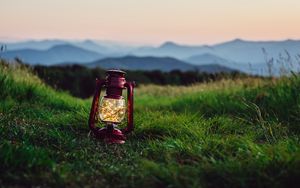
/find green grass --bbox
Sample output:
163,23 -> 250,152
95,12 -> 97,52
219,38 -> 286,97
0,60 -> 300,187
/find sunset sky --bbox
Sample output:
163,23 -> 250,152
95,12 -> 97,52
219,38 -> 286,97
1,0 -> 300,44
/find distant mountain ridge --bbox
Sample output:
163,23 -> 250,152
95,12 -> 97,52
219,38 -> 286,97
86,55 -> 194,71
132,41 -> 211,60
1,39 -> 135,54
1,44 -> 103,65
186,53 -> 237,66
2,39 -> 67,50
85,55 -> 236,73
132,39 -> 300,63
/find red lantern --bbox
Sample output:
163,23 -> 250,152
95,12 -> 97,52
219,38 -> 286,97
88,70 -> 135,144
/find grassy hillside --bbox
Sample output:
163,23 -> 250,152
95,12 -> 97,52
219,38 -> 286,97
0,59 -> 300,187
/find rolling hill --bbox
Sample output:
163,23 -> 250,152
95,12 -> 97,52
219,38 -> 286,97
1,59 -> 300,187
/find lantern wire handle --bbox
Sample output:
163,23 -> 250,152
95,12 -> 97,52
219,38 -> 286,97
89,78 -> 106,133
122,81 -> 135,134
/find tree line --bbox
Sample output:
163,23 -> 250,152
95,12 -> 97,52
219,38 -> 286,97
33,64 -> 252,98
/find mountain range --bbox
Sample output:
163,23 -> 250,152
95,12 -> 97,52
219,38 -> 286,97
1,38 -> 300,75
1,44 -> 103,65
85,55 -> 234,73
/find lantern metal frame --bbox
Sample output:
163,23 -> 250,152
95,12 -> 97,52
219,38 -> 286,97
88,70 -> 135,144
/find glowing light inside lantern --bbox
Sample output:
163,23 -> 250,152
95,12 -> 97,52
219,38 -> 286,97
99,97 -> 126,123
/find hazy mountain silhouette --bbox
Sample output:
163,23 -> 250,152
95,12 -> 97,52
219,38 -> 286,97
72,40 -> 111,54
212,38 -> 300,63
1,39 -> 135,58
133,41 -> 211,59
132,39 -> 300,64
85,55 -> 236,73
186,53 -> 236,66
3,39 -> 67,50
1,44 -> 103,65
86,56 -> 195,71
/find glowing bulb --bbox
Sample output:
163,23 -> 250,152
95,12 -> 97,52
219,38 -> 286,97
98,97 -> 126,123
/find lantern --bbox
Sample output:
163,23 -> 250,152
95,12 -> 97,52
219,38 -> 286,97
88,70 -> 135,144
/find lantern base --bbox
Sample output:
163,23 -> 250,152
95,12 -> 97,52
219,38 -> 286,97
94,124 -> 126,144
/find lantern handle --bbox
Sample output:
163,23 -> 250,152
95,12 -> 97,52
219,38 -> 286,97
122,81 -> 135,134
89,78 -> 106,134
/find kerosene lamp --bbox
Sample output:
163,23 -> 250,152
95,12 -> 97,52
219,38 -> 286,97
88,70 -> 135,144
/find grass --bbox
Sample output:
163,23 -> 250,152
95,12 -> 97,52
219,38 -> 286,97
0,60 -> 300,187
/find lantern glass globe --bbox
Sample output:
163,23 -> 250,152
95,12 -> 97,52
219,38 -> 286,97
99,97 -> 126,123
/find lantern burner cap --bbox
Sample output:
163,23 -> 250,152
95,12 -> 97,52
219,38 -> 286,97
106,69 -> 126,75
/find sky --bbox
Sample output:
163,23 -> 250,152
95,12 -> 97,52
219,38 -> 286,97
1,0 -> 300,45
